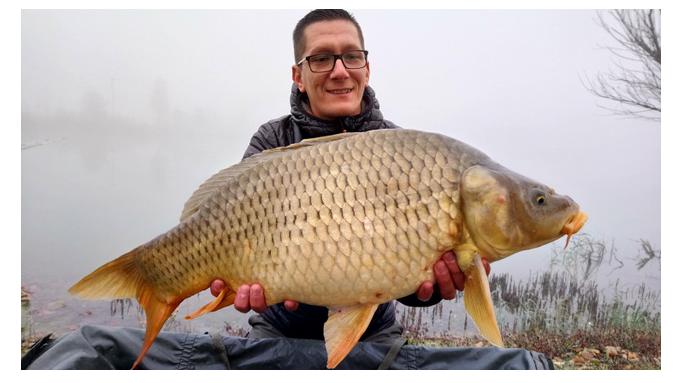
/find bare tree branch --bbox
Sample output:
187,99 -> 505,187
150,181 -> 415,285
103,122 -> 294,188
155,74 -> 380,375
606,239 -> 624,276
550,233 -> 606,281
585,10 -> 661,120
636,239 -> 660,270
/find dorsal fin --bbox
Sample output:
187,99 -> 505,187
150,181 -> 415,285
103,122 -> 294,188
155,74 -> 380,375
179,132 -> 358,222
179,150 -> 285,222
290,132 -> 357,146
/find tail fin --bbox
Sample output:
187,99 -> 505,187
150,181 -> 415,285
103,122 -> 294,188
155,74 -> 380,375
69,246 -> 145,299
69,246 -> 181,369
133,288 -> 181,369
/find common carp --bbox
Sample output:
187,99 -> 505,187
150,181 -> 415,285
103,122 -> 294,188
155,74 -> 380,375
69,129 -> 587,369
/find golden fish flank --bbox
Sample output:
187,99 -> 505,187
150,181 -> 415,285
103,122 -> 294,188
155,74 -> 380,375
69,129 -> 587,369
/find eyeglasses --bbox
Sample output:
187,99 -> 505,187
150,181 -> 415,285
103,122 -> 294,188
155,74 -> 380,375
297,50 -> 369,73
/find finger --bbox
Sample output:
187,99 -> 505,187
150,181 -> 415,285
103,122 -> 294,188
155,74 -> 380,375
415,281 -> 434,302
234,285 -> 251,313
284,300 -> 300,311
441,251 -> 464,290
249,284 -> 267,313
482,258 -> 491,276
433,259 -> 456,300
455,270 -> 466,292
210,279 -> 226,297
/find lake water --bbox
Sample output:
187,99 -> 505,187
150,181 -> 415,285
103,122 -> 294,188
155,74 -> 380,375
21,110 -> 660,342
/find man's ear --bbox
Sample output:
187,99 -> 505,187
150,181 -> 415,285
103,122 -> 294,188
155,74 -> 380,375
292,65 -> 305,92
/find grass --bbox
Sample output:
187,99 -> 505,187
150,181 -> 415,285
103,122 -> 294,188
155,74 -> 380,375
403,327 -> 660,369
398,275 -> 661,370
397,237 -> 661,370
21,286 -> 37,355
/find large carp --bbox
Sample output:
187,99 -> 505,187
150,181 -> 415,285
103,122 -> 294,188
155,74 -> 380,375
70,129 -> 587,369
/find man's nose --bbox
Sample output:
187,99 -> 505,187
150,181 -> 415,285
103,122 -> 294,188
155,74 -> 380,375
329,58 -> 350,79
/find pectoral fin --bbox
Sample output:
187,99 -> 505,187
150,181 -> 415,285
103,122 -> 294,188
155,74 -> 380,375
463,254 -> 504,347
185,288 -> 236,320
324,304 -> 378,369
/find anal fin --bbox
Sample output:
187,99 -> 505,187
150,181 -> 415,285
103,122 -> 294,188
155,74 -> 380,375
185,288 -> 236,320
463,253 -> 504,347
324,304 -> 378,369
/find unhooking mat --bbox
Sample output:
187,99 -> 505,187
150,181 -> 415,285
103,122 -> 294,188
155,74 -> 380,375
22,325 -> 553,370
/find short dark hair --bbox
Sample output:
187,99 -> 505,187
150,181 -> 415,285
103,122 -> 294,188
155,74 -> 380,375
292,9 -> 365,63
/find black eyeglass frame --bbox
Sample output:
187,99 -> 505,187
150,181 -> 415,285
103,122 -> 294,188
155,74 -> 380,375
296,50 -> 369,73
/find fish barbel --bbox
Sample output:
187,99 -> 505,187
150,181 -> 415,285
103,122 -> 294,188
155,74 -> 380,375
69,129 -> 587,369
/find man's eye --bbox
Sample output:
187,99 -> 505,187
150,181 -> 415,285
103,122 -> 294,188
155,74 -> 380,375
311,55 -> 331,63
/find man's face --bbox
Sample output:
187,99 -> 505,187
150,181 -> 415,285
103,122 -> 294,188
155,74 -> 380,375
292,20 -> 370,120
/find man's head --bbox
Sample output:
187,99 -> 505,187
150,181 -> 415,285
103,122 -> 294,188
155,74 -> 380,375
292,9 -> 370,120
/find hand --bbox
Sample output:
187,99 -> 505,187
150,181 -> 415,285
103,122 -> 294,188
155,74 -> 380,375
415,251 -> 491,302
210,279 -> 300,313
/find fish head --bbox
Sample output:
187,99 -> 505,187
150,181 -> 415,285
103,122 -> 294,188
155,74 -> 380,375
460,164 -> 587,261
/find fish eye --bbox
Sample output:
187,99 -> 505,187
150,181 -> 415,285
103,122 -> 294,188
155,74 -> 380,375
535,195 -> 546,206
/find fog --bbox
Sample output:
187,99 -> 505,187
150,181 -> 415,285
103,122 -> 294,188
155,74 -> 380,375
21,10 -> 660,293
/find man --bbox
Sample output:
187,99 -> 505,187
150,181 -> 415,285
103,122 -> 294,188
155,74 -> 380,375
209,9 -> 490,343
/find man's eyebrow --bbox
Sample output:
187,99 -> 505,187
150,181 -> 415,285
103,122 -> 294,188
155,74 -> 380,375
308,44 -> 362,55
308,48 -> 333,55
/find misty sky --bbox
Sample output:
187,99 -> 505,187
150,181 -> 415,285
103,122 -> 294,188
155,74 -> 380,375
21,10 -> 660,290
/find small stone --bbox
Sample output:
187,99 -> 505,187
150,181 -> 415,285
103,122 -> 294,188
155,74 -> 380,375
579,349 -> 596,361
572,356 -> 587,366
604,346 -> 621,357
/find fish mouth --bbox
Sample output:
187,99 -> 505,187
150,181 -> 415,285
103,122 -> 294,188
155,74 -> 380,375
561,211 -> 588,248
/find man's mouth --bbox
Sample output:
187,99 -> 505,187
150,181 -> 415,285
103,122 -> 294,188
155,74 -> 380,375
327,88 -> 353,95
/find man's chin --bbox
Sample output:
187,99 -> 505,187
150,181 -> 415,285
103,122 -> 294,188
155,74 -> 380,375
322,105 -> 361,119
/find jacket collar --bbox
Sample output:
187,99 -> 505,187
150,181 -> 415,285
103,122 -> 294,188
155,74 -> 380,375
289,83 -> 385,138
